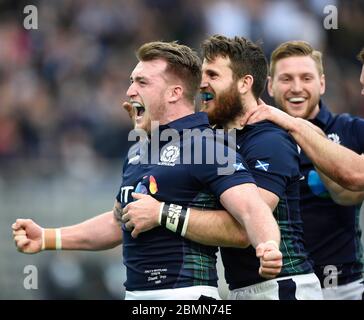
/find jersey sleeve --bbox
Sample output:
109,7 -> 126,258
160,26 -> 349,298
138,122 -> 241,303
345,115 -> 364,154
115,157 -> 129,203
241,129 -> 300,198
188,137 -> 256,198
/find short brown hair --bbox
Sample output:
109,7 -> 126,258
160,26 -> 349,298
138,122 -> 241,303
357,47 -> 364,63
137,41 -> 201,103
202,35 -> 268,99
270,41 -> 324,78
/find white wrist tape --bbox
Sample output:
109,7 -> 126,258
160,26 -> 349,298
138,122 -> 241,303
41,228 -> 62,250
55,228 -> 62,250
181,208 -> 190,237
158,202 -> 165,226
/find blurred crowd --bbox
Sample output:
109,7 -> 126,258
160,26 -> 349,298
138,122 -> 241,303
0,0 -> 363,178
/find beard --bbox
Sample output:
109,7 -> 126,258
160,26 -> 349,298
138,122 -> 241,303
207,84 -> 245,127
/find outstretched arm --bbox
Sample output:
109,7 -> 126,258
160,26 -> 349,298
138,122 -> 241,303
122,186 -> 279,247
122,193 -> 249,248
174,207 -> 249,248
122,190 -> 282,279
12,201 -> 123,254
242,103 -> 364,191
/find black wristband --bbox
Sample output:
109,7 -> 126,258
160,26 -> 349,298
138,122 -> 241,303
161,203 -> 190,236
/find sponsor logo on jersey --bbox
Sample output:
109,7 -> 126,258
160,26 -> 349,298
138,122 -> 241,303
135,175 -> 158,195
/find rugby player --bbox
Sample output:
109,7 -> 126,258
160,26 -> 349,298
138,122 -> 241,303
12,41 -> 282,300
243,41 -> 364,299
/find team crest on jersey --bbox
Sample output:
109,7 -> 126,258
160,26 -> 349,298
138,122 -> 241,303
158,145 -> 180,166
327,133 -> 341,144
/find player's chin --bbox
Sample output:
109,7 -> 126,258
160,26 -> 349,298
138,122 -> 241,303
200,101 -> 214,112
284,107 -> 306,118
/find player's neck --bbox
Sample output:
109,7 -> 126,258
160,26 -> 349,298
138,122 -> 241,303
306,104 -> 320,120
224,96 -> 258,130
159,101 -> 194,125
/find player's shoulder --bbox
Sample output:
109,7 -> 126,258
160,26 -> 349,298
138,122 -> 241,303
329,108 -> 362,122
328,112 -> 364,137
243,121 -> 298,156
248,120 -> 291,140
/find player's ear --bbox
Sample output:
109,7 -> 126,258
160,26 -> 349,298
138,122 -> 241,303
238,75 -> 254,95
319,74 -> 325,95
267,76 -> 274,97
167,85 -> 183,103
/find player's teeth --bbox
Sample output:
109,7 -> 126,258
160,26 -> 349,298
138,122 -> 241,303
132,102 -> 143,108
289,97 -> 305,103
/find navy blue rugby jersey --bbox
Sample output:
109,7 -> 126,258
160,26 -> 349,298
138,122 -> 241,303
221,121 -> 313,289
116,112 -> 256,291
300,102 -> 364,286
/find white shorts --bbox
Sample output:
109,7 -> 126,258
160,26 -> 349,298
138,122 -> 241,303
322,278 -> 364,300
228,273 -> 323,300
125,285 -> 221,300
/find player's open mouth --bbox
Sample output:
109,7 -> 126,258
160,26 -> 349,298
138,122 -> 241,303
201,92 -> 214,103
288,97 -> 306,104
132,102 -> 145,117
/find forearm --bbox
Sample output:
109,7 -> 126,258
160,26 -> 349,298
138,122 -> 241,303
317,169 -> 364,205
185,208 -> 249,248
220,185 -> 280,248
237,206 -> 280,249
60,211 -> 122,250
329,189 -> 364,206
121,195 -> 249,247
288,118 -> 364,191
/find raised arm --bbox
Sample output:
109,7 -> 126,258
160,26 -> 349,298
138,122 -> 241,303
316,170 -> 364,205
243,103 -> 364,191
287,118 -> 364,191
12,201 -> 123,254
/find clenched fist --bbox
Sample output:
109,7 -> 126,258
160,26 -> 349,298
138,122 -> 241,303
12,219 -> 42,254
256,240 -> 283,279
